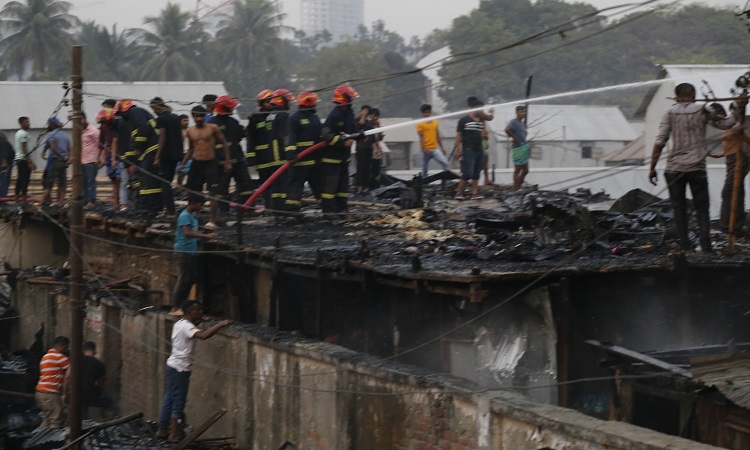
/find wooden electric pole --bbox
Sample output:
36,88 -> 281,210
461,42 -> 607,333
68,44 -> 84,444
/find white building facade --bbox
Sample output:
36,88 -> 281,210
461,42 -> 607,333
300,0 -> 364,42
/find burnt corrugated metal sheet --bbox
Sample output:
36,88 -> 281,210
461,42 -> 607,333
692,354 -> 750,410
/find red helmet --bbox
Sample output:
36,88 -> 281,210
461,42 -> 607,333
96,108 -> 115,123
296,91 -> 320,108
332,85 -> 358,104
270,89 -> 294,107
214,95 -> 239,115
256,89 -> 273,103
115,99 -> 134,114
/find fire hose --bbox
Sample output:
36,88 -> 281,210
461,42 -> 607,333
238,133 -> 363,212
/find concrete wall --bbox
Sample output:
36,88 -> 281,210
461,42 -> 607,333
113,308 -> 720,450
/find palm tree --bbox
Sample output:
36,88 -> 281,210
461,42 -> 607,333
78,22 -> 141,81
216,0 -> 284,74
0,0 -> 79,79
129,2 -> 209,81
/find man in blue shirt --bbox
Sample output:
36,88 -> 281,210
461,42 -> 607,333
42,117 -> 70,205
172,195 -> 217,309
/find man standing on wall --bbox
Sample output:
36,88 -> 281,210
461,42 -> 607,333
14,116 -> 34,204
150,98 -> 184,217
179,106 -> 230,228
36,336 -> 70,429
41,117 -> 70,205
454,98 -> 487,200
0,131 -> 14,199
505,105 -> 529,191
417,104 -> 449,178
172,195 -> 217,309
81,114 -> 101,206
649,83 -> 745,253
157,301 -> 232,441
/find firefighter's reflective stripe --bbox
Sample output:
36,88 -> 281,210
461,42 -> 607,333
122,151 -> 138,158
329,135 -> 340,146
138,144 -> 158,161
294,160 -> 315,167
139,188 -> 162,195
217,159 -> 237,164
255,144 -> 269,150
321,193 -> 336,199
271,193 -> 287,199
285,145 -> 297,152
336,192 -> 349,198
297,141 -> 315,146
321,158 -> 342,164
256,160 -> 285,170
256,122 -> 267,129
246,152 -> 256,158
239,190 -> 254,195
285,199 -> 301,205
134,137 -> 147,142
273,141 -> 280,161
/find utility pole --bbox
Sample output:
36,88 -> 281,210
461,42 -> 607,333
68,45 -> 84,445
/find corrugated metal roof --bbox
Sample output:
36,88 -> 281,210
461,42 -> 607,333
691,354 -> 750,410
0,81 -> 228,130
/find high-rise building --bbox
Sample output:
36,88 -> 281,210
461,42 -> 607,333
300,0 -> 364,43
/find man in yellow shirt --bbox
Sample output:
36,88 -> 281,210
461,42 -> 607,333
417,104 -> 449,177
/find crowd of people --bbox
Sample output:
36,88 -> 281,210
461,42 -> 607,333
0,86 -> 536,220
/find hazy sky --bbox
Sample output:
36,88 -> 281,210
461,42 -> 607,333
68,0 -> 744,40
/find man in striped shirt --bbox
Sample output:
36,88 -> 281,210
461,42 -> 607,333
649,83 -> 746,252
36,336 -> 70,429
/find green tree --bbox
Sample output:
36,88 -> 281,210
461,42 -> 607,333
215,0 -> 288,109
306,41 -> 427,117
0,0 -> 78,79
129,2 -> 210,81
77,22 -> 140,81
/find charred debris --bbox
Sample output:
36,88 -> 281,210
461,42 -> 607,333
7,171 -> 750,278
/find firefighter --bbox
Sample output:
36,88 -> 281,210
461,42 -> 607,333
209,95 -> 253,213
245,89 -> 276,207
266,88 -> 294,211
116,99 -> 162,213
320,86 -> 360,214
284,92 -> 323,211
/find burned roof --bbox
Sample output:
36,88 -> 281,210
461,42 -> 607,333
12,174 -> 750,291
691,354 -> 750,410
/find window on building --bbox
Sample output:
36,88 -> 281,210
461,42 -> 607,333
581,141 -> 594,159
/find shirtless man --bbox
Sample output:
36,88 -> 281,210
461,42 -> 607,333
178,106 -> 230,228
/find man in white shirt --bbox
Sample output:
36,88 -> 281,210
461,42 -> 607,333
157,301 -> 232,441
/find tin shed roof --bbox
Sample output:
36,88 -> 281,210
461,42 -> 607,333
0,81 -> 228,130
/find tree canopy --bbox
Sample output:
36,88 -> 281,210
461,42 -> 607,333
0,0 -> 746,117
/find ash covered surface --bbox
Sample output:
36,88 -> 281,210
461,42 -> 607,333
9,178 -> 750,280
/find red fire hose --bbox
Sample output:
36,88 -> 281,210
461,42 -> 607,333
239,141 -> 327,212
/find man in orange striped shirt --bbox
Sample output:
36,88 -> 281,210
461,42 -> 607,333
36,336 -> 70,429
